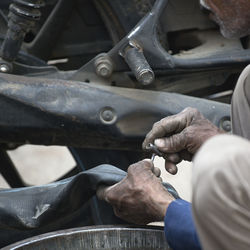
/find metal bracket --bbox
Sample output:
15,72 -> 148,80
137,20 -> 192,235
71,0 -> 250,86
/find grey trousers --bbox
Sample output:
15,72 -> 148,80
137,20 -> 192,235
192,65 -> 250,250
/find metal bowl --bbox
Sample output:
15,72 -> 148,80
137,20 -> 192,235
3,225 -> 170,250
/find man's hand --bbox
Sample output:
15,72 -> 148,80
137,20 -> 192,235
97,160 -> 174,225
143,107 -> 222,174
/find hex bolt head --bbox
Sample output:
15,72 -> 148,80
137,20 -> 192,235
95,54 -> 113,78
96,63 -> 112,78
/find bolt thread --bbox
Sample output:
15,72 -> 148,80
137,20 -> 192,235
10,0 -> 45,21
1,0 -> 45,62
124,47 -> 155,85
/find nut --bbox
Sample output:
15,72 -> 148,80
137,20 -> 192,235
95,54 -> 113,78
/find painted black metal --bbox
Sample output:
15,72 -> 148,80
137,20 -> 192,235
0,73 -> 230,150
0,149 -> 25,187
26,0 -> 74,60
72,0 -> 250,83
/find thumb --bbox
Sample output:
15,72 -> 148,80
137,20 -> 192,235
154,132 -> 186,153
96,184 -> 117,202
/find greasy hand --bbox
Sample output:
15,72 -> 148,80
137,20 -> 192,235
143,107 -> 222,174
98,160 -> 174,225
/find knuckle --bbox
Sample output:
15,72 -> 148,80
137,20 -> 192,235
171,134 -> 185,151
159,117 -> 167,124
184,107 -> 199,115
127,164 -> 137,174
152,121 -> 160,130
106,190 -> 117,203
190,107 -> 200,116
142,160 -> 152,169
127,164 -> 143,178
159,117 -> 171,127
169,136 -> 178,151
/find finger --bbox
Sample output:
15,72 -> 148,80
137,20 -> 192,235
127,159 -> 154,175
96,184 -> 119,202
141,159 -> 154,171
179,150 -> 193,161
158,177 -> 163,182
164,153 -> 182,164
154,132 -> 187,153
96,185 -> 110,201
142,159 -> 160,176
142,114 -> 186,149
165,161 -> 178,175
153,167 -> 161,177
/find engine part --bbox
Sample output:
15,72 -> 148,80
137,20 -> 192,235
0,0 -> 45,69
72,0 -> 250,87
95,53 -> 113,78
122,43 -> 155,85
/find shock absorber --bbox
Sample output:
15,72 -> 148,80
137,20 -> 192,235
0,0 -> 45,72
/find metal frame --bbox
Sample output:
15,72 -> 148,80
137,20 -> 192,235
72,0 -> 250,86
0,0 -> 243,188
0,72 -> 230,151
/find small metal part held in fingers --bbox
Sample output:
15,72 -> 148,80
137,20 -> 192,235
151,153 -> 156,163
146,143 -> 163,157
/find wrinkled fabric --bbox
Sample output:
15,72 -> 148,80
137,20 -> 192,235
192,134 -> 250,250
164,65 -> 250,250
0,164 -> 179,248
231,64 -> 250,139
0,164 -> 126,248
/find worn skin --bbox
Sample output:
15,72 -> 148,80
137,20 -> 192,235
143,107 -> 222,174
99,160 -> 174,224
101,0 -> 250,225
200,0 -> 250,38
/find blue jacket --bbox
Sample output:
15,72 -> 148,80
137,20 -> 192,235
164,199 -> 202,250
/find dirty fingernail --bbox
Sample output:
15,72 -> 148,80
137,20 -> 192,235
155,139 -> 165,147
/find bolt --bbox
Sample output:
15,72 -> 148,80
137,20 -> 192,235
100,108 -> 117,124
102,110 -> 114,122
95,54 -> 113,78
221,120 -> 231,132
0,63 -> 11,73
139,69 -> 155,85
96,64 -> 112,78
123,47 -> 155,85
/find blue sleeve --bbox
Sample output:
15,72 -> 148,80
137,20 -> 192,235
164,199 -> 202,250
